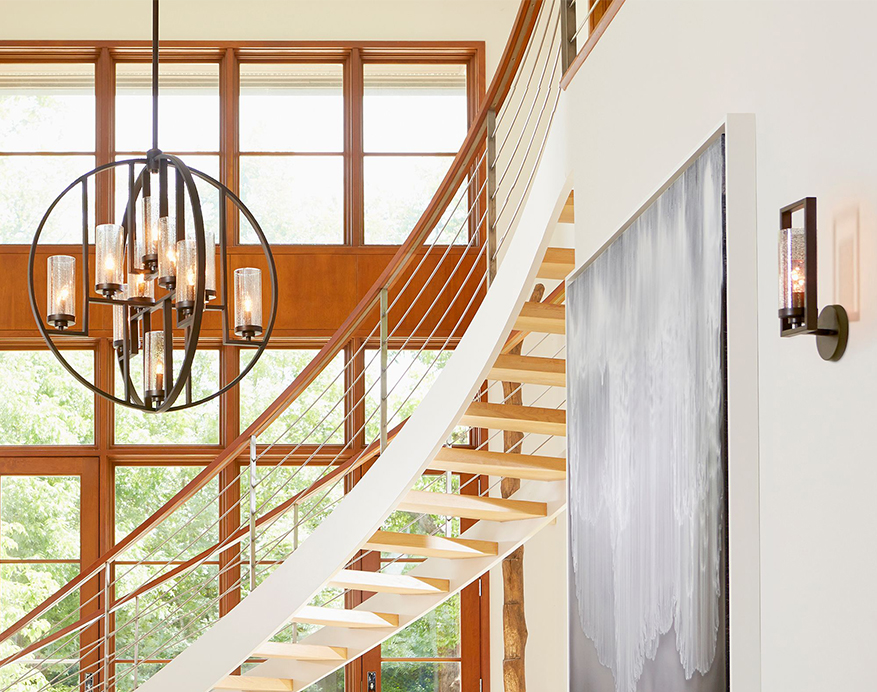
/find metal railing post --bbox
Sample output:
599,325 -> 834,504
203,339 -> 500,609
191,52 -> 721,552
249,435 -> 257,591
486,108 -> 498,285
379,288 -> 389,453
102,563 -> 111,692
561,0 -> 577,73
292,502 -> 300,644
133,594 -> 140,689
444,471 -> 453,537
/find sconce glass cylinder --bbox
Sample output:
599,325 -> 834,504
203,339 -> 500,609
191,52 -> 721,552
128,272 -> 155,305
779,226 -> 806,326
205,231 -> 216,300
47,255 -> 75,329
158,216 -> 177,288
95,223 -> 124,295
234,267 -> 262,338
143,330 -> 166,402
136,193 -> 159,268
176,239 -> 197,310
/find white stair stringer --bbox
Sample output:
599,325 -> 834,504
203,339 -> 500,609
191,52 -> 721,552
135,106 -> 572,692
248,478 -> 566,690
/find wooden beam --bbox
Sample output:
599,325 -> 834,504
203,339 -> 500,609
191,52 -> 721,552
398,490 -> 547,523
292,606 -> 399,629
488,354 -> 565,387
431,447 -> 566,481
214,675 -> 294,692
328,569 -> 449,595
251,642 -> 347,662
513,301 -> 565,335
363,530 -> 499,560
460,402 -> 566,436
536,247 -> 575,280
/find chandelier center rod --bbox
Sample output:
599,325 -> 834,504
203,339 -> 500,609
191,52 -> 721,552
152,0 -> 159,155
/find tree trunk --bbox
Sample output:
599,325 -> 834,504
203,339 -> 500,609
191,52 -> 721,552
500,283 -> 544,692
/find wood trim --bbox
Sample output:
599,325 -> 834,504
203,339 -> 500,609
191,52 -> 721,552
560,0 -> 626,90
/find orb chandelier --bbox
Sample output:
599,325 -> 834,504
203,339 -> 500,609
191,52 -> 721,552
28,0 -> 277,412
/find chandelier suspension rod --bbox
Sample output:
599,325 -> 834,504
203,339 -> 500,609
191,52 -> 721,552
152,0 -> 159,154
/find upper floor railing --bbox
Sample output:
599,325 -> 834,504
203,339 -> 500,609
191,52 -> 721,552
0,1 -> 618,690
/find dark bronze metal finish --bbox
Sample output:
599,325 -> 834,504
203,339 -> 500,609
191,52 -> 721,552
779,197 -> 849,361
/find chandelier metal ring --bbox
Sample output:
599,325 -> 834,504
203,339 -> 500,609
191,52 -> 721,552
27,154 -> 278,413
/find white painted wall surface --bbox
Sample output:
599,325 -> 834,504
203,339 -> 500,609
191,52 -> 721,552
0,0 -> 518,81
563,2 -> 877,691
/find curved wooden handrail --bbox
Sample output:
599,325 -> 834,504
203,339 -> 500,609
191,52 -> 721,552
0,0 -> 545,653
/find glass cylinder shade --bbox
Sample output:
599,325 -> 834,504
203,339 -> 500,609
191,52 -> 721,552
128,272 -> 155,304
234,267 -> 262,338
205,231 -> 216,300
136,194 -> 159,267
143,330 -> 166,401
779,226 -> 807,323
113,288 -> 128,347
158,216 -> 177,287
176,239 -> 197,309
95,223 -> 124,295
47,255 -> 75,328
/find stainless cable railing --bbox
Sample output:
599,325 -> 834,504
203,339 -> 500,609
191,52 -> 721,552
0,0 -> 576,689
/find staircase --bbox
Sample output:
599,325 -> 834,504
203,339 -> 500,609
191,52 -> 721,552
0,1 -> 588,690
207,247 -> 574,692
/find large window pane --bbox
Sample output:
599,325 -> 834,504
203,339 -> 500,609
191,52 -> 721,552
0,351 -> 94,444
240,64 -> 343,152
240,350 -> 345,445
381,661 -> 461,692
114,349 -> 220,445
0,155 -> 96,243
0,63 -> 95,152
364,64 -> 467,153
364,156 -> 454,244
116,63 -> 219,152
239,155 -> 343,244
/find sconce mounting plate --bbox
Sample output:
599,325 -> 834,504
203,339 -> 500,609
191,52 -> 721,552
816,304 -> 849,361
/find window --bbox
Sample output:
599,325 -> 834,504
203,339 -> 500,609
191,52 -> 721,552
239,64 -> 344,244
0,350 -> 94,445
114,349 -> 220,445
240,349 -> 346,445
0,63 -> 95,244
363,64 -> 468,245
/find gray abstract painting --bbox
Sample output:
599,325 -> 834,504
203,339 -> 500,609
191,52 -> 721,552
567,137 -> 727,692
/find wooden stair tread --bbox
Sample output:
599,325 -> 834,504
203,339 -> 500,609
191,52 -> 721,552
293,606 -> 399,629
364,530 -> 499,560
488,354 -> 566,387
460,402 -> 566,436
514,301 -> 565,335
329,569 -> 449,595
537,247 -> 576,280
398,490 -> 547,522
215,675 -> 294,692
431,447 -> 566,481
252,642 -> 347,662
559,190 -> 574,223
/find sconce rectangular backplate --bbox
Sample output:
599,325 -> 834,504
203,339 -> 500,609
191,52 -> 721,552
780,197 -> 819,336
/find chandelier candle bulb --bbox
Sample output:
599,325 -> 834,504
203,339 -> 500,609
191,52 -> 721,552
47,255 -> 75,329
143,330 -> 166,405
176,239 -> 197,312
779,226 -> 807,329
157,216 -> 177,288
205,231 -> 216,300
95,223 -> 124,295
128,272 -> 155,305
234,267 -> 262,339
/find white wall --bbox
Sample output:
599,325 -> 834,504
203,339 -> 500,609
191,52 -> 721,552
563,1 -> 877,691
0,0 -> 519,80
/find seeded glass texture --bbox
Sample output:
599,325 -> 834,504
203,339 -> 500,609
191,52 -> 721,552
158,216 -> 177,281
143,330 -> 165,395
47,255 -> 75,323
779,227 -> 807,311
234,267 -> 262,331
204,231 -> 216,296
95,223 -> 124,290
113,288 -> 128,345
128,272 -> 154,302
176,239 -> 197,304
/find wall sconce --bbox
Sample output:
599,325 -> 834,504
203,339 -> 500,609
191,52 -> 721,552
779,197 -> 849,361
